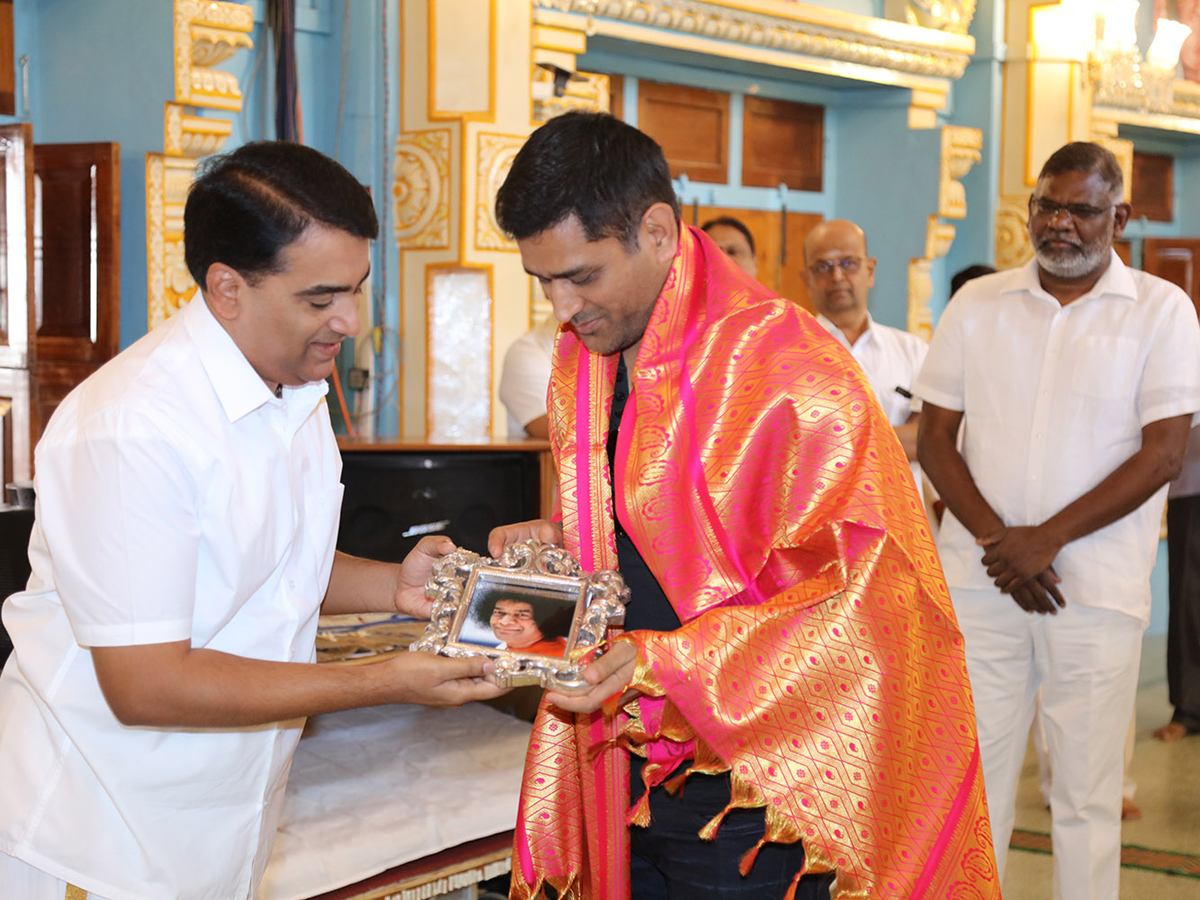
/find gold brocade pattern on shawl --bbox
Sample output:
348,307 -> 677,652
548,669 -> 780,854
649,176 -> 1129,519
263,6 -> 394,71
511,226 -> 999,900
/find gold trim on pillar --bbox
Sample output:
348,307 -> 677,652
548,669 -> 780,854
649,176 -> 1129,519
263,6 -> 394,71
394,129 -> 453,250
148,1 -> 252,330
995,195 -> 1034,270
474,133 -> 525,252
146,153 -> 200,329
164,102 -> 234,158
938,125 -> 982,218
906,125 -> 981,335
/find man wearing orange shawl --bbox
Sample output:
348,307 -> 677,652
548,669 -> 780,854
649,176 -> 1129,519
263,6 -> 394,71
490,112 -> 999,900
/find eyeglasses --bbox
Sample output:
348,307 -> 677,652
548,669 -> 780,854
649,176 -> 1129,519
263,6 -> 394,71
808,256 -> 864,278
1030,197 -> 1115,222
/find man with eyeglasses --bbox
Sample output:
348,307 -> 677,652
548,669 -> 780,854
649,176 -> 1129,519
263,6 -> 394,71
803,220 -> 928,492
915,141 -> 1200,900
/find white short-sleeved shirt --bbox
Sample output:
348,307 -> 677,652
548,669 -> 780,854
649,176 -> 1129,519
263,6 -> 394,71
818,312 -> 928,496
817,312 -> 927,427
0,296 -> 343,900
914,253 -> 1200,622
498,316 -> 558,437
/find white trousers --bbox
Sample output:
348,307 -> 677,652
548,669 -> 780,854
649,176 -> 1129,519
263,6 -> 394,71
951,588 -> 1143,900
0,851 -> 113,900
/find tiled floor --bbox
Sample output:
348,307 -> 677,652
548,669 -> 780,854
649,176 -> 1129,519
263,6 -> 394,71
1001,636 -> 1200,899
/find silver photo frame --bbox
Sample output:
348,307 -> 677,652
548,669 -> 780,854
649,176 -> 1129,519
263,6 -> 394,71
410,539 -> 629,691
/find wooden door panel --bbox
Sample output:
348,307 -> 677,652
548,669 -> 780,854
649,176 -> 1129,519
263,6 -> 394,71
1143,238 -> 1200,318
32,142 -> 120,439
687,205 -> 822,312
0,123 -> 34,369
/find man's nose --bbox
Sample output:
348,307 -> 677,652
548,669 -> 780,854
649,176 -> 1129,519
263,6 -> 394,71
330,296 -> 362,337
548,282 -> 584,324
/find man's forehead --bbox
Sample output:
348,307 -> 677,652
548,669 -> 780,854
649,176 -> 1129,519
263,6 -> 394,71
1034,169 -> 1110,198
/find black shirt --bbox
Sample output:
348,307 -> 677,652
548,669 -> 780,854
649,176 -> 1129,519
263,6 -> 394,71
608,355 -> 682,633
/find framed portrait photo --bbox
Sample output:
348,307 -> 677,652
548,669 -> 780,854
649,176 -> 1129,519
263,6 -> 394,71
410,539 -> 628,692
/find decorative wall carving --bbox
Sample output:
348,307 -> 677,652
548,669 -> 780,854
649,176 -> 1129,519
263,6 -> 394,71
146,154 -> 200,329
394,129 -> 452,250
894,0 -> 977,34
174,0 -> 254,111
907,126 -> 980,336
164,102 -> 233,158
938,125 -> 982,218
995,195 -> 1034,270
533,0 -> 975,81
475,133 -> 525,251
148,1 -> 252,329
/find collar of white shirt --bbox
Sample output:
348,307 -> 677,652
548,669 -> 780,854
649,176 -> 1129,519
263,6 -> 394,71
815,311 -> 877,352
182,294 -> 329,425
1006,249 -> 1138,306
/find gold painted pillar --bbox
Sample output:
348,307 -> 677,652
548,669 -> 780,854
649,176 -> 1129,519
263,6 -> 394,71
396,0 -> 608,439
995,0 -> 1132,267
146,0 -> 253,329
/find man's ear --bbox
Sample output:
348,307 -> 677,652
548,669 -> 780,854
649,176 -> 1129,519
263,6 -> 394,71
204,263 -> 245,322
642,202 -> 680,264
1112,202 -> 1132,240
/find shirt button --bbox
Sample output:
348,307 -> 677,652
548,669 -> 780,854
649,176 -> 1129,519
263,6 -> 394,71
288,580 -> 297,590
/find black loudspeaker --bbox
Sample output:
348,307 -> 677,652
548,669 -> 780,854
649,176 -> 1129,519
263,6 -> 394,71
337,450 -> 542,564
0,508 -> 35,669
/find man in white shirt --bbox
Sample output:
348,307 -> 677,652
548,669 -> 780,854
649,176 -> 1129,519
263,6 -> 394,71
803,219 -> 927,477
916,142 -> 1200,900
499,315 -> 558,438
0,142 -> 503,900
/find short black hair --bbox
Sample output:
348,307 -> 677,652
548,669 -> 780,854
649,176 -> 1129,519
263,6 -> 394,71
494,111 -> 680,250
184,141 -> 378,287
701,216 -> 756,256
1037,142 -> 1124,202
950,264 -> 996,297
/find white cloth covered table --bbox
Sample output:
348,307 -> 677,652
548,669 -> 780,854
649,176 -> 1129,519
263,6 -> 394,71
258,701 -> 532,900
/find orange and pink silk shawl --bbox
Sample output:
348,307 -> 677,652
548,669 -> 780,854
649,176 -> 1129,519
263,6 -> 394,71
511,225 -> 999,900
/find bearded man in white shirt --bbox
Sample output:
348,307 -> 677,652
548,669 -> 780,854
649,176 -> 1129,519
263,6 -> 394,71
0,142 -> 504,900
916,141 -> 1200,900
803,219 -> 928,484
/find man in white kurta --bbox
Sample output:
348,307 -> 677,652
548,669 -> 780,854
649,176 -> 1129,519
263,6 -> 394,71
499,315 -> 558,438
916,142 -> 1200,900
0,141 -> 500,900
803,219 -> 927,492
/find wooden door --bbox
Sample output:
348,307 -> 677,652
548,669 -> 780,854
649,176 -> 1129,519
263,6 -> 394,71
0,123 -> 34,485
685,205 -> 822,311
1142,239 -> 1200,318
32,142 -> 120,439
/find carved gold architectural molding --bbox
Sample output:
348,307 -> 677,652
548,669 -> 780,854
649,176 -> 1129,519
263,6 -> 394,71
393,129 -> 453,250
886,0 -> 978,34
174,0 -> 255,111
164,102 -> 234,158
474,134 -> 525,251
147,1 -> 253,329
938,125 -> 982,219
533,0 -> 975,82
995,195 -> 1033,271
907,125 -> 980,337
146,154 -> 200,330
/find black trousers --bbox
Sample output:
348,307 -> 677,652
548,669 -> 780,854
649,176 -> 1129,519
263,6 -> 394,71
1167,495 -> 1200,732
629,757 -> 835,900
